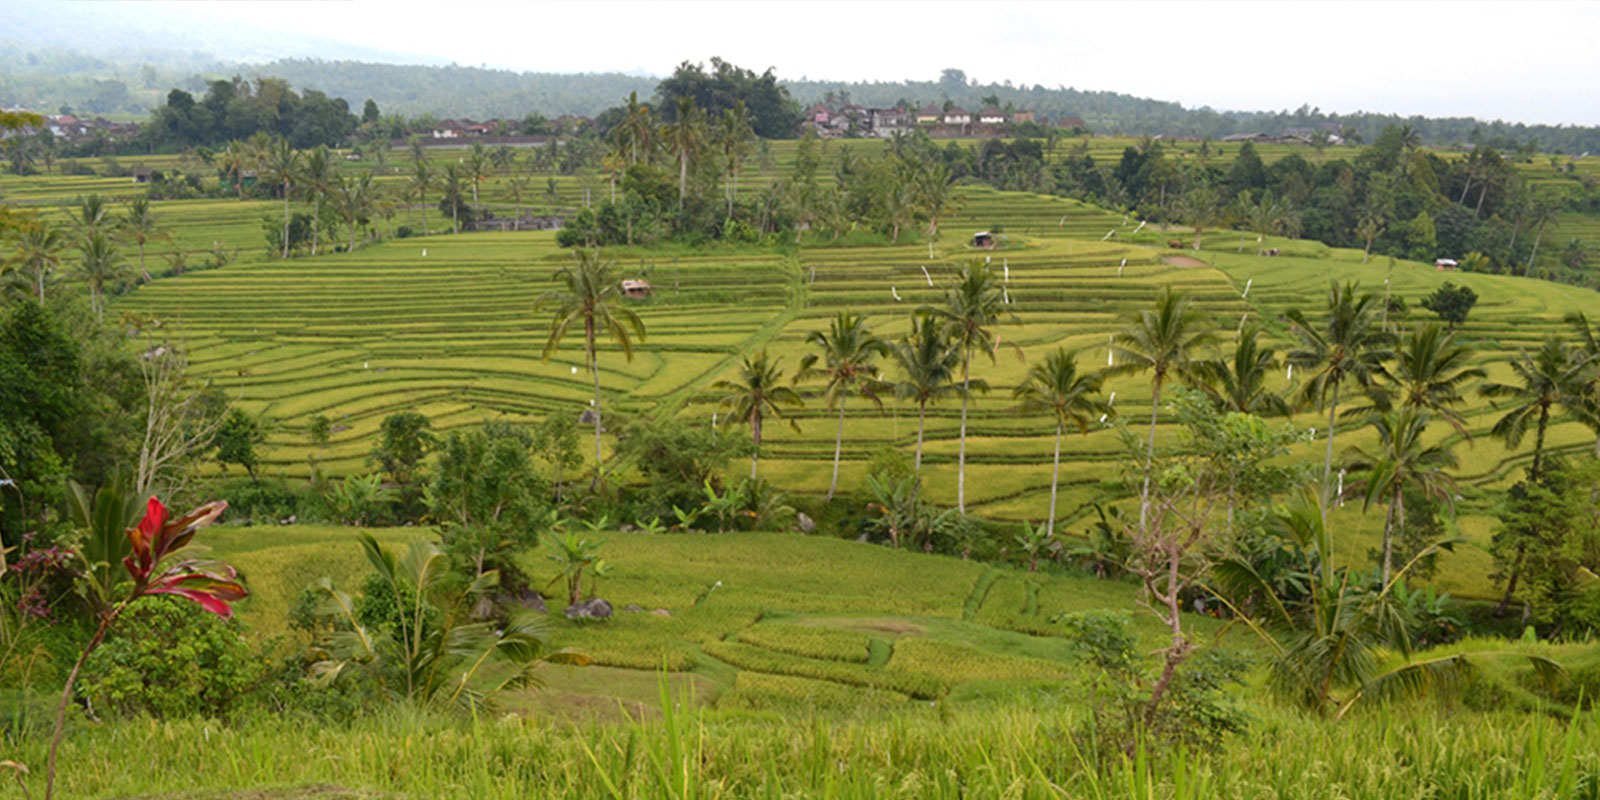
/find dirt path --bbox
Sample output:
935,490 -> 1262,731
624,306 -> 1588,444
1162,255 -> 1210,268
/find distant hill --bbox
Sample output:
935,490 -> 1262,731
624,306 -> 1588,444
2,35 -> 1597,153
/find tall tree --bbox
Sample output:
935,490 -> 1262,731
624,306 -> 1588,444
1355,214 -> 1385,264
926,261 -> 1015,513
1563,312 -> 1600,457
1013,348 -> 1105,536
1365,324 -> 1485,436
1176,186 -> 1223,250
8,223 -> 68,304
889,313 -> 972,474
662,96 -> 708,212
536,248 -> 645,486
301,146 -> 333,255
716,100 -> 754,218
1347,409 -> 1459,585
466,142 -> 493,212
713,349 -> 803,479
438,163 -> 466,234
1109,286 -> 1216,531
119,197 -> 170,283
76,231 -> 126,322
1198,323 -> 1291,417
258,137 -> 302,259
1478,337 -> 1581,613
407,159 -> 435,236
797,311 -> 889,501
1286,280 -> 1395,510
613,92 -> 656,167
219,139 -> 255,200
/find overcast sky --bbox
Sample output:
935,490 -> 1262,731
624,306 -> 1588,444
143,0 -> 1600,126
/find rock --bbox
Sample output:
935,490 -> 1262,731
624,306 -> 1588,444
624,604 -> 644,612
564,597 -> 613,620
796,512 -> 815,534
651,608 -> 672,617
855,532 -> 870,543
619,524 -> 637,533
516,590 -> 547,613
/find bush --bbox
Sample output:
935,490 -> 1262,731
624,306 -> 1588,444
215,477 -> 320,524
396,225 -> 414,239
83,597 -> 263,719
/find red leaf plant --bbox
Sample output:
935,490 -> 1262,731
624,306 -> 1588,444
43,497 -> 244,800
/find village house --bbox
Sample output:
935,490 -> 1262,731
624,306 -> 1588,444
1011,110 -> 1035,124
871,107 -> 912,135
978,107 -> 1006,125
943,107 -> 971,126
809,104 -> 831,126
430,119 -> 465,139
1056,115 -> 1088,132
916,105 -> 942,125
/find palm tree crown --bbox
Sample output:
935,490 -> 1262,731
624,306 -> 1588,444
797,311 -> 890,501
713,349 -> 804,479
1198,323 -> 1290,417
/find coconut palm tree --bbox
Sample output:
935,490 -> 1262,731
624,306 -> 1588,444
1013,348 -> 1105,536
889,313 -> 973,474
662,96 -> 708,212
1563,312 -> 1600,457
1287,280 -> 1395,508
1346,409 -> 1459,586
1108,286 -> 1216,530
612,92 -> 655,167
301,146 -> 333,255
8,223 -> 67,304
713,349 -> 804,480
76,231 -> 126,321
1176,186 -> 1223,250
1478,336 -> 1583,614
1361,324 -> 1485,436
796,311 -> 890,501
335,172 -> 375,251
438,164 -> 466,233
536,248 -> 645,486
119,196 -> 170,283
1197,323 -> 1291,417
1247,191 -> 1285,256
219,139 -> 254,200
1355,215 -> 1384,264
466,142 -> 493,212
258,137 -> 302,258
925,260 -> 1015,513
407,159 -> 435,236
716,100 -> 754,218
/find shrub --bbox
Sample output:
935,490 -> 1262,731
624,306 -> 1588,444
83,597 -> 262,719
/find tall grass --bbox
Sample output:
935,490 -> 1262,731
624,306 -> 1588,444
10,695 -> 1597,799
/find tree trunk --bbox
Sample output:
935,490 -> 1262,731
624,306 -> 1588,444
1381,488 -> 1397,587
1143,554 -> 1190,729
826,396 -> 846,501
138,240 -> 150,283
1495,543 -> 1526,616
45,608 -> 119,800
914,400 -> 928,473
678,150 -> 687,212
1192,226 -> 1203,251
750,411 -> 762,481
1526,220 -> 1548,273
311,194 -> 320,256
281,181 -> 291,259
1047,421 -> 1062,537
420,191 -> 429,236
1322,379 -> 1341,511
587,315 -> 603,490
1139,378 -> 1162,534
957,348 -> 972,514
1532,402 -> 1549,480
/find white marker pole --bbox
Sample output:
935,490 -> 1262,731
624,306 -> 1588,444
1242,278 -> 1253,298
1107,335 -> 1114,366
921,265 -> 933,286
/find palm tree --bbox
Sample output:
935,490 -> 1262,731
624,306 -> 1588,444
1013,348 -> 1105,536
613,92 -> 655,167
301,146 -> 333,255
335,172 -> 375,251
76,231 -> 126,321
1287,280 -> 1395,508
258,137 -> 302,258
1176,186 -> 1223,251
1363,324 -> 1485,436
1355,215 -> 1384,264
1198,323 -> 1291,416
797,312 -> 890,501
8,223 -> 67,304
1247,191 -> 1284,256
713,349 -> 804,479
466,142 -> 493,212
1347,409 -> 1459,585
1564,312 -> 1600,457
716,100 -> 754,218
1478,337 -> 1580,614
119,196 -> 170,283
889,313 -> 972,474
536,248 -> 646,486
1108,286 -> 1216,530
926,260 -> 1014,513
407,159 -> 435,236
662,96 -> 708,212
74,193 -> 112,240
219,139 -> 254,200
438,164 -> 465,233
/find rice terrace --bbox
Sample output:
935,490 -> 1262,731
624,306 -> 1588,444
3,1 -> 1600,797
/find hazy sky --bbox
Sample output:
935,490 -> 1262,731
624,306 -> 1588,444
142,0 -> 1600,125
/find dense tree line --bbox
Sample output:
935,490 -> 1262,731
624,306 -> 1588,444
141,76 -> 358,151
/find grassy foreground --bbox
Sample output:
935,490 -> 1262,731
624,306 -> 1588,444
15,700 -> 1598,799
